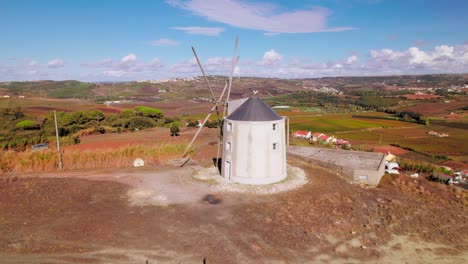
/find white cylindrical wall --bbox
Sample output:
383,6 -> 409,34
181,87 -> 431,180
222,117 -> 287,185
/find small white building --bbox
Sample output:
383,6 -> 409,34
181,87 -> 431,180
222,97 -> 287,185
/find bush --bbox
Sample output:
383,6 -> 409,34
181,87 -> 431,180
134,106 -> 163,119
120,109 -> 135,118
127,116 -> 157,131
16,120 -> 38,130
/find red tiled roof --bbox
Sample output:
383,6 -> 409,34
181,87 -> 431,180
294,130 -> 309,135
318,135 -> 330,140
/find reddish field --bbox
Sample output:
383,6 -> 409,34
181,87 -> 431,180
403,100 -> 467,116
403,94 -> 440,100
24,105 -> 121,115
65,126 -> 220,164
373,145 -> 409,155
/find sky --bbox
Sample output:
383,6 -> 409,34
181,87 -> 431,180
1,0 -> 467,81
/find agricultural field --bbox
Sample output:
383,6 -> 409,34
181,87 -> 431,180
286,110 -> 468,165
402,99 -> 467,117
0,97 -> 121,115
284,112 -> 415,133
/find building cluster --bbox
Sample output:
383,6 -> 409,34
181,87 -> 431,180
398,86 -> 465,93
430,170 -> 468,185
1,94 -> 24,98
427,130 -> 449,137
137,77 -> 200,83
292,130 -> 350,148
384,152 -> 400,175
193,97 -> 216,103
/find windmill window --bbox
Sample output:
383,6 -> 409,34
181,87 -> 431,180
227,122 -> 232,132
272,123 -> 278,131
227,142 -> 232,151
273,143 -> 278,150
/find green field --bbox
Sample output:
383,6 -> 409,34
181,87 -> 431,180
287,113 -> 414,133
286,111 -> 467,162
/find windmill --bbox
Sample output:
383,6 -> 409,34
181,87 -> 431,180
182,38 -> 287,185
182,37 -> 239,173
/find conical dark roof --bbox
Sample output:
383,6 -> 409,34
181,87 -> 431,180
227,97 -> 282,121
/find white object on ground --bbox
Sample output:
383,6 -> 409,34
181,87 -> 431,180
133,158 -> 145,167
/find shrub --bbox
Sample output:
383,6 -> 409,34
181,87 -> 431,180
134,106 -> 163,119
16,120 -> 38,130
120,109 -> 135,118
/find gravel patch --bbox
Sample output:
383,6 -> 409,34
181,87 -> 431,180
127,189 -> 169,207
192,165 -> 308,194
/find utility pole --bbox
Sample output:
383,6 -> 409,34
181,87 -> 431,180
54,110 -> 63,170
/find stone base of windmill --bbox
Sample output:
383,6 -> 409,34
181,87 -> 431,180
192,165 -> 308,195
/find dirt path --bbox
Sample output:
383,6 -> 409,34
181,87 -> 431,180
0,159 -> 467,263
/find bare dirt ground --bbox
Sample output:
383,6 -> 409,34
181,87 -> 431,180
0,158 -> 467,264
373,145 -> 409,155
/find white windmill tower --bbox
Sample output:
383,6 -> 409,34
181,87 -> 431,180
183,38 -> 287,185
221,97 -> 287,185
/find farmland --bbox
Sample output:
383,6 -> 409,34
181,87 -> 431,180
285,112 -> 416,133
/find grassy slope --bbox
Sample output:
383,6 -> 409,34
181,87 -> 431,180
3,81 -> 94,99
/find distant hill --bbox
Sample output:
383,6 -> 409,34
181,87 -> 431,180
0,74 -> 467,100
0,80 -> 94,99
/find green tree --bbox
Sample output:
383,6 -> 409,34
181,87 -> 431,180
170,123 -> 180,137
120,109 -> 135,118
134,106 -> 163,119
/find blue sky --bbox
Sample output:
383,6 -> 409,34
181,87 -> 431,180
1,0 -> 467,81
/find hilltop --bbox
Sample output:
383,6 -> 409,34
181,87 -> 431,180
1,74 -> 467,102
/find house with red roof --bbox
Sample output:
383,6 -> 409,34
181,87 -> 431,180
318,134 -> 334,143
293,130 -> 311,139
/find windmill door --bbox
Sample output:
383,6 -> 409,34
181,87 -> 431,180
225,161 -> 231,180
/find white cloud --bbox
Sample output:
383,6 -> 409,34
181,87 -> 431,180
408,47 -> 431,65
346,55 -> 358,64
238,42 -> 468,78
47,59 -> 64,68
151,38 -> 180,46
121,53 -> 137,63
368,44 -> 466,71
168,0 -> 353,34
81,54 -> 164,79
47,58 -> 65,68
259,49 -> 283,66
171,26 -> 225,36
370,48 -> 405,62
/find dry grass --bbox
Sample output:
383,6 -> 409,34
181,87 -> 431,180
0,142 -> 187,174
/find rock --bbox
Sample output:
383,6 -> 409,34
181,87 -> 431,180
203,194 -> 222,205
